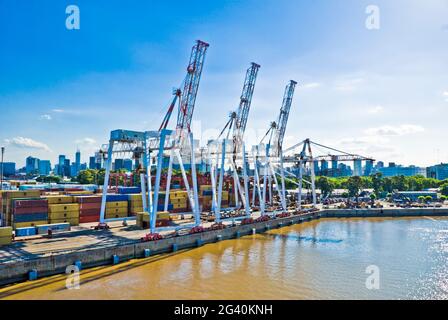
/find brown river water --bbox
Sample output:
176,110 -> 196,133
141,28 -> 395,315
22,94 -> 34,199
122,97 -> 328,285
1,217 -> 448,300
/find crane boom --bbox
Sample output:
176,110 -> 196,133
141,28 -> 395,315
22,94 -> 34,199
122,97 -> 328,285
232,62 -> 260,154
270,80 -> 297,156
175,40 -> 209,137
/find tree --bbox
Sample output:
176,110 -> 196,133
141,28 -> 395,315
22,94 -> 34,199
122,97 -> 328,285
391,175 -> 409,191
425,195 -> 433,203
440,183 -> 448,196
371,173 -> 383,196
316,176 -> 335,198
369,193 -> 376,205
418,196 -> 426,203
36,175 -> 61,183
77,169 -> 96,184
347,176 -> 363,202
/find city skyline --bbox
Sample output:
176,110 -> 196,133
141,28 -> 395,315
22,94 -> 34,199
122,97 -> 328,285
1,0 -> 447,167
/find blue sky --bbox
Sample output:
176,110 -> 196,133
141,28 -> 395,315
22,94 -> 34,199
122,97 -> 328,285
0,0 -> 447,168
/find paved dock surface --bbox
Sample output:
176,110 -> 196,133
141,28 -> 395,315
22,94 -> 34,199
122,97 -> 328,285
0,219 -> 204,264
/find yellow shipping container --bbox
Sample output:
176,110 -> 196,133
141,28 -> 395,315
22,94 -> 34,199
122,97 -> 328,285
0,237 -> 12,246
137,212 -> 150,223
5,190 -> 41,199
105,212 -> 128,219
105,207 -> 128,215
48,210 -> 79,219
0,227 -> 13,237
172,203 -> 187,209
130,201 -> 143,207
170,191 -> 188,199
106,201 -> 128,209
49,218 -> 79,226
46,196 -> 74,204
68,191 -> 93,195
48,203 -> 80,213
128,194 -> 144,201
157,211 -> 170,220
14,220 -> 48,229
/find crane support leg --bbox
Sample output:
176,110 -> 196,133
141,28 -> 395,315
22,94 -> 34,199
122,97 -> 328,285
99,140 -> 114,225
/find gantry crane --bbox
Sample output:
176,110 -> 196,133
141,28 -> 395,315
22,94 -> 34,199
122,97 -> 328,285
99,40 -> 209,233
208,62 -> 260,222
282,139 -> 375,207
253,80 -> 297,214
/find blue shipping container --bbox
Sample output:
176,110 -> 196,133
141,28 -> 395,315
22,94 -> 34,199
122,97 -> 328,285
14,213 -> 48,223
36,223 -> 70,235
118,187 -> 141,194
106,194 -> 129,202
15,227 -> 37,237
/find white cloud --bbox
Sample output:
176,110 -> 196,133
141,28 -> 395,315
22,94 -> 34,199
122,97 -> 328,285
367,105 -> 384,114
339,135 -> 389,145
39,114 -> 52,120
52,109 -> 65,113
443,91 -> 448,96
334,78 -> 364,92
75,137 -> 97,145
364,124 -> 425,136
4,137 -> 52,152
302,82 -> 321,89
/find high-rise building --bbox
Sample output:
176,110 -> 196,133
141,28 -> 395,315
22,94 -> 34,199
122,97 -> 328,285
353,159 -> 362,176
427,163 -> 448,180
64,159 -> 71,176
313,160 -> 319,174
364,160 -> 374,176
338,163 -> 352,177
331,157 -> 338,170
58,155 -> 66,176
89,156 -> 96,170
321,160 -> 328,172
379,164 -> 427,177
75,149 -> 81,175
38,160 -> 51,175
2,162 -> 16,176
26,156 -> 39,175
95,152 -> 104,169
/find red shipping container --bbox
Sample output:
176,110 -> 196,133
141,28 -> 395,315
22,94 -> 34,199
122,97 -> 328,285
79,202 -> 101,210
76,196 -> 102,204
79,215 -> 100,223
14,199 -> 48,208
79,208 -> 101,216
14,206 -> 48,214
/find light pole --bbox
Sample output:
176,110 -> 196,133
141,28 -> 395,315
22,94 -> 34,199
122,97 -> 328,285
0,146 -> 4,190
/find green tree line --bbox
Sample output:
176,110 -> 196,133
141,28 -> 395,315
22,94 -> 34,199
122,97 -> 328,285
312,173 -> 448,198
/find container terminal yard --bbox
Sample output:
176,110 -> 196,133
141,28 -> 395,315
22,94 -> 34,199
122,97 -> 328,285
1,40 -> 447,288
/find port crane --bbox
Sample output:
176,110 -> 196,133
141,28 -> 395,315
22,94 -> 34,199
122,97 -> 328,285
99,40 -> 209,233
281,139 -> 375,207
252,80 -> 297,214
208,62 -> 260,222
